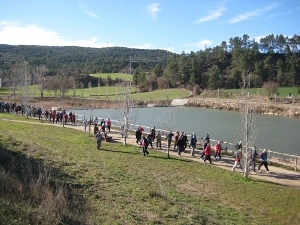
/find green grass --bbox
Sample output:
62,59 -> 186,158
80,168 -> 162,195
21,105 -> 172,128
1,113 -> 299,225
0,84 -> 191,101
90,73 -> 133,81
224,86 -> 300,97
0,87 -> 10,95
131,88 -> 191,101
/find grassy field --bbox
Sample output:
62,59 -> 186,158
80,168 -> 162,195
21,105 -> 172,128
0,113 -> 299,225
90,73 -> 133,81
1,83 -> 299,102
0,85 -> 191,101
224,86 -> 300,97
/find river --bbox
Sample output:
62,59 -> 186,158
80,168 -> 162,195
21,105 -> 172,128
71,107 -> 300,156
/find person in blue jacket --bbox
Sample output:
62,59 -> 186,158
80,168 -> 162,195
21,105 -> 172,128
258,148 -> 270,173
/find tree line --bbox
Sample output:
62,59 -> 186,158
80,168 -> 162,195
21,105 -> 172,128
1,33 -> 299,97
134,34 -> 300,93
0,45 -> 171,75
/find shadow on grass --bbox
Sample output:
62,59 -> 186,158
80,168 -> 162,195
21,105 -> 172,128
99,147 -> 193,162
0,143 -> 88,224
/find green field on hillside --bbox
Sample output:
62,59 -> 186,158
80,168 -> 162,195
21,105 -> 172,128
224,86 -> 300,97
0,85 -> 191,101
90,73 -> 133,81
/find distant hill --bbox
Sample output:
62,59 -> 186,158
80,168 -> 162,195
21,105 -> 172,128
0,44 -> 173,75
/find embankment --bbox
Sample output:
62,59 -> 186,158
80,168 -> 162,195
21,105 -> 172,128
185,98 -> 300,117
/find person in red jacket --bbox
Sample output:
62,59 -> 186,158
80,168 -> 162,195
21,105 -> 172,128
106,119 -> 111,132
203,143 -> 212,164
64,113 -> 68,125
72,114 -> 76,125
214,141 -> 222,160
51,109 -> 56,124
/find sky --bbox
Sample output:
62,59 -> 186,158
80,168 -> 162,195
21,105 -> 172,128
0,0 -> 299,54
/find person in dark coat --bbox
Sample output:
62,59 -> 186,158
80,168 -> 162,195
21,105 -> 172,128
147,133 -> 154,148
251,146 -> 258,171
177,134 -> 185,156
258,149 -> 270,173
166,131 -> 174,149
135,128 -> 142,145
151,127 -> 156,142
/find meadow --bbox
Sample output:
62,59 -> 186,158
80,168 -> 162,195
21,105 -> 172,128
90,73 -> 133,81
0,85 -> 191,101
1,78 -> 299,102
0,113 -> 299,225
224,86 -> 300,97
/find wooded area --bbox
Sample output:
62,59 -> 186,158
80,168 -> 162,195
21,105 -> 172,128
1,33 -> 299,94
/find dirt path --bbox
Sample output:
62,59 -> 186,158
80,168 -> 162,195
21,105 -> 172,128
3,118 -> 300,188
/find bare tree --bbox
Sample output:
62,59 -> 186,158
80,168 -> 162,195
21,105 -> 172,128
263,81 -> 278,100
9,62 -> 24,96
238,71 -> 258,178
193,84 -> 200,97
17,61 -> 31,117
98,78 -> 101,99
156,108 -> 174,158
114,81 -> 138,145
44,76 -> 60,97
80,82 -> 84,98
88,81 -> 92,98
0,63 -> 4,87
106,80 -> 109,100
33,64 -> 48,98
69,76 -> 78,97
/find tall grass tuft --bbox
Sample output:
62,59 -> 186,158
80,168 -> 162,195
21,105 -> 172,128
0,155 -> 87,225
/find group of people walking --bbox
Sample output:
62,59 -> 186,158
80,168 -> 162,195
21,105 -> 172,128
133,125 -> 270,173
232,146 -> 270,173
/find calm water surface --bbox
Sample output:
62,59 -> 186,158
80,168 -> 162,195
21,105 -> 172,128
72,107 -> 300,156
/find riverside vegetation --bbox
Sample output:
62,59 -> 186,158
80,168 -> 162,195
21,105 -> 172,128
0,114 -> 300,225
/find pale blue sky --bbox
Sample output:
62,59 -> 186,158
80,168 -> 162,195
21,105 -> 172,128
0,0 -> 299,53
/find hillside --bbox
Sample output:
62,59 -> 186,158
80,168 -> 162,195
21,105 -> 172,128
0,44 -> 173,75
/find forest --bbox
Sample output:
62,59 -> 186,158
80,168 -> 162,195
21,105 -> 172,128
0,33 -> 300,93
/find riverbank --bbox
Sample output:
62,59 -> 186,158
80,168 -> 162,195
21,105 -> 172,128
2,95 -> 300,117
186,98 -> 300,117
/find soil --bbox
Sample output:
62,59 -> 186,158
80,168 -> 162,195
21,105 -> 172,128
1,96 -> 122,109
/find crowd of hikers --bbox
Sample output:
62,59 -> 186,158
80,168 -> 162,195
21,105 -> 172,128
134,124 -> 270,173
0,101 -> 78,124
1,101 -> 270,173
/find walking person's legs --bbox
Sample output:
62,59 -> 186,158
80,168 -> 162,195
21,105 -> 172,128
252,160 -> 256,171
145,146 -> 149,155
263,162 -> 270,172
258,162 -> 263,171
232,161 -> 239,171
208,155 -> 212,164
191,146 -> 195,156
